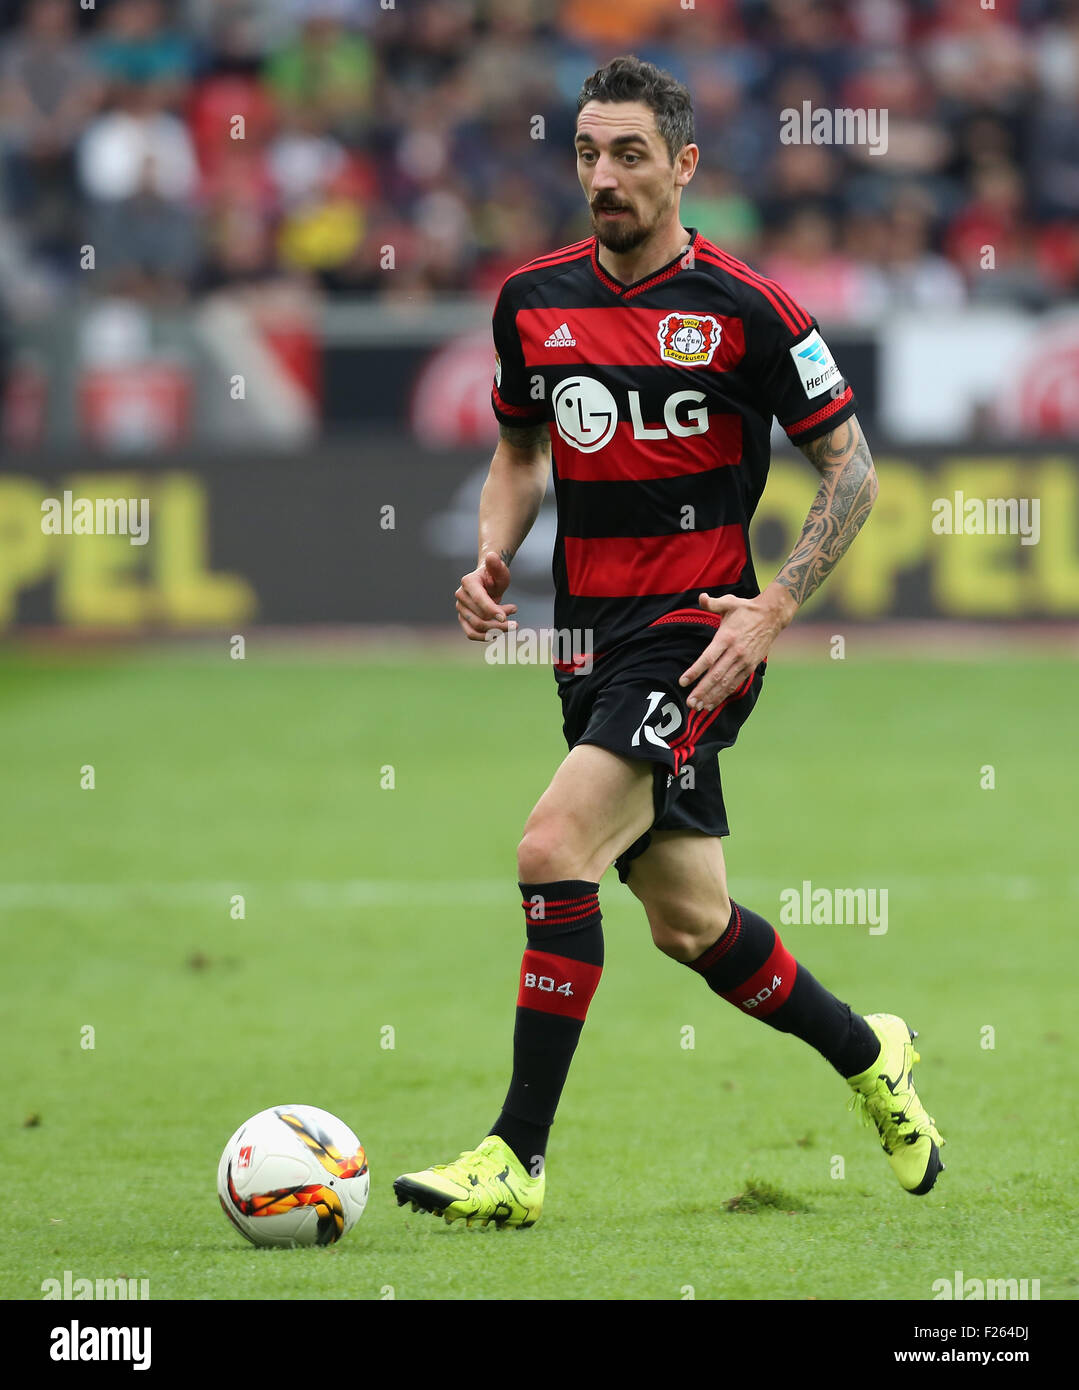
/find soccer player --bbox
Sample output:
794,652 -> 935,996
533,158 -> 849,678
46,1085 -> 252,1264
394,55 -> 944,1228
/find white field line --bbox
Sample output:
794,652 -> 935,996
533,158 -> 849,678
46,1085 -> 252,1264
0,874 -> 1072,910
8,621 -> 1079,662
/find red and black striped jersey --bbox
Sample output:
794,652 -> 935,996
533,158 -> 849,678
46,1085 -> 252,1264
490,227 -> 857,673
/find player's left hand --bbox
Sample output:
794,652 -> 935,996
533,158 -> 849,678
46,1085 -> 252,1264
678,590 -> 792,711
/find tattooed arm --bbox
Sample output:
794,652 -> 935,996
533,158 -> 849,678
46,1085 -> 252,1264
678,415 -> 878,709
477,421 -> 551,567
455,419 -> 551,641
772,414 -> 879,615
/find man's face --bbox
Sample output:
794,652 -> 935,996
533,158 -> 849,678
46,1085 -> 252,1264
575,100 -> 689,254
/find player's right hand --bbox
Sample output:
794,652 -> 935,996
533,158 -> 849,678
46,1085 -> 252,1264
455,550 -> 518,641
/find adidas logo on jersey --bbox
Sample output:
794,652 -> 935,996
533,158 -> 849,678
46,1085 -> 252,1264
544,322 -> 577,347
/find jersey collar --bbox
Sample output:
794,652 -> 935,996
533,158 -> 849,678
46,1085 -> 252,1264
590,227 -> 700,300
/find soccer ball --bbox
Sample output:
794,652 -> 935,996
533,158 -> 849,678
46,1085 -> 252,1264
217,1104 -> 369,1248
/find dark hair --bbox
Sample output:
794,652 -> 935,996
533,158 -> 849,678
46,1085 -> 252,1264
577,55 -> 695,165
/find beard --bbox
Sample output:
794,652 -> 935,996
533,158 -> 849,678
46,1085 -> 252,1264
590,188 -> 675,254
591,205 -> 650,253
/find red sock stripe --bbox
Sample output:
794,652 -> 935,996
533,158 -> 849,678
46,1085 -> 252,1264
719,933 -> 798,1018
522,902 -> 599,927
520,893 -> 600,926
520,894 -> 600,910
690,901 -> 742,973
517,949 -> 601,1021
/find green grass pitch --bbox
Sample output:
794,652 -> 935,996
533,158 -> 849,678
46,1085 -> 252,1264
1,641 -> 1076,1301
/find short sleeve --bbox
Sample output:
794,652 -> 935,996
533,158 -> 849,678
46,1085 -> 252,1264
491,281 -> 546,427
748,294 -> 857,446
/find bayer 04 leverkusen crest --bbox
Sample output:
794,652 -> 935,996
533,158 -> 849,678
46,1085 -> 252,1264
657,313 -> 723,366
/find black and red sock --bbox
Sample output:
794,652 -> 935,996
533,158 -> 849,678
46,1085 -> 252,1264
491,880 -> 603,1171
688,900 -> 879,1077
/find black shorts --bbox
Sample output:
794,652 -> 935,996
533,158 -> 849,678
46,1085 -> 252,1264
558,618 -> 765,885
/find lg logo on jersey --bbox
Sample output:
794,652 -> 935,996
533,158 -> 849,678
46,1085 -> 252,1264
553,375 -> 708,453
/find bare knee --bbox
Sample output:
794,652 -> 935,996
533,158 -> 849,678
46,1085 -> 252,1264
517,817 -> 580,884
650,918 -> 709,964
647,895 -> 731,964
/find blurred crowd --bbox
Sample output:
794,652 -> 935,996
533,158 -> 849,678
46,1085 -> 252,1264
1,0 -> 1079,326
